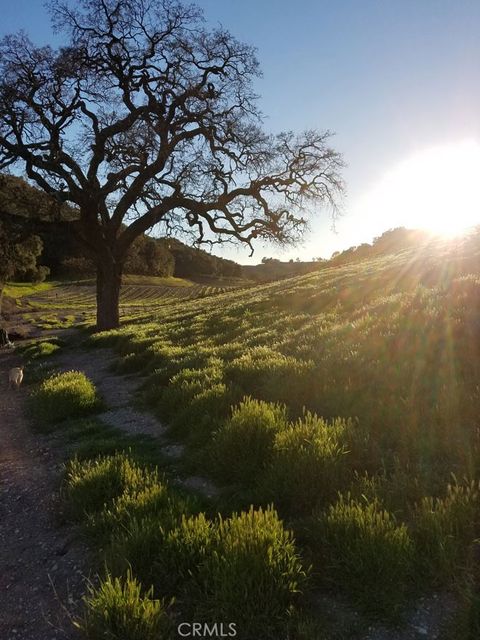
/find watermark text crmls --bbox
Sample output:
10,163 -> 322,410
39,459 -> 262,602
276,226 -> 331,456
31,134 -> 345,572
177,622 -> 237,637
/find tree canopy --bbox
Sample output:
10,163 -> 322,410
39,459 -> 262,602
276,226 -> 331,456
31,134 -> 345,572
0,216 -> 47,316
0,0 -> 344,329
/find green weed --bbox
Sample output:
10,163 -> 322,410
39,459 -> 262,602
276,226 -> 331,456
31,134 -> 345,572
309,494 -> 414,617
31,370 -> 100,426
76,570 -> 171,640
209,397 -> 288,486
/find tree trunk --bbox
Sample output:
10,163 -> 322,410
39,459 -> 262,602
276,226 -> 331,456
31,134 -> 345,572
96,254 -> 123,331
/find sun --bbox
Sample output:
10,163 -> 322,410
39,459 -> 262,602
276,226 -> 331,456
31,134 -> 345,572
355,140 -> 480,237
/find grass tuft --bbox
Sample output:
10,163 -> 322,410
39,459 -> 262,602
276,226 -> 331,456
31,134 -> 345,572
31,370 -> 101,426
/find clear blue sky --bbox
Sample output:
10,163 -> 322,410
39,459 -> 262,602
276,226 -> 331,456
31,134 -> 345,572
1,0 -> 479,263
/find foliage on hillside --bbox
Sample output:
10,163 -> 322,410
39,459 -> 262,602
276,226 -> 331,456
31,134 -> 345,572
85,235 -> 480,625
0,174 -> 242,281
0,212 -> 49,313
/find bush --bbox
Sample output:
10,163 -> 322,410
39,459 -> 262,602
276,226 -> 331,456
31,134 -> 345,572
107,517 -> 170,588
170,383 -> 240,444
258,413 -> 352,516
226,346 -> 314,409
209,397 -> 288,486
64,452 -> 166,523
93,480 -> 184,542
109,505 -> 306,638
23,340 -> 60,359
76,571 -> 171,640
153,513 -> 216,599
196,506 -> 308,639
310,494 -> 414,616
31,370 -> 100,425
412,480 -> 479,585
156,363 -> 223,423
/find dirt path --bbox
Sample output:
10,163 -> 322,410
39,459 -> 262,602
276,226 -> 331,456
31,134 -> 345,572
52,347 -> 164,436
0,349 -> 88,640
52,342 -> 219,498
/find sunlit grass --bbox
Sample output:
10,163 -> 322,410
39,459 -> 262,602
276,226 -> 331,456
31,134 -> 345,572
28,233 -> 480,630
4,281 -> 54,297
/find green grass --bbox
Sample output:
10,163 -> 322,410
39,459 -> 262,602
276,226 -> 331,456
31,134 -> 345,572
64,452 -> 170,521
257,413 -> 353,515
308,493 -> 415,617
76,571 -> 171,640
22,340 -> 61,359
50,237 -> 480,627
122,274 -> 193,287
195,506 -> 308,639
3,281 -> 54,297
31,370 -> 101,426
209,397 -> 288,486
63,451 -> 308,638
26,233 -> 480,632
411,479 -> 479,586
63,274 -> 194,287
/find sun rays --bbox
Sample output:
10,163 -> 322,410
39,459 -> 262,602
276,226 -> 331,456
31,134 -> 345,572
355,140 -> 480,238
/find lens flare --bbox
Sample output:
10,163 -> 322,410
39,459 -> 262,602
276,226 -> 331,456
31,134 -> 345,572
355,140 -> 480,236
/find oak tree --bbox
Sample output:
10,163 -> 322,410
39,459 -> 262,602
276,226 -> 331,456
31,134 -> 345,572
0,0 -> 343,329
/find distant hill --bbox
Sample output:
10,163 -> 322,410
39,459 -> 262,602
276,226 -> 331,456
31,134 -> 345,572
0,174 -> 242,282
241,226 -> 480,282
3,173 -> 478,286
242,259 -> 324,281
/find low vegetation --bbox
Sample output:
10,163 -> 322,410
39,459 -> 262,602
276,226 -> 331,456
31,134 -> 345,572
209,397 -> 288,486
31,370 -> 101,426
64,451 -> 306,639
30,375 -> 305,638
23,232 -> 480,636
79,235 -> 480,630
309,494 -> 415,615
76,571 -> 171,640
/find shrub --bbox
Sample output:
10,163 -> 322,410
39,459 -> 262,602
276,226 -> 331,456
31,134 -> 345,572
412,480 -> 479,585
110,505 -> 307,638
195,506 -> 308,639
76,571 -> 171,640
86,330 -> 126,349
258,414 -> 352,516
64,452 -> 166,523
153,513 -> 216,599
31,370 -> 100,425
156,363 -> 223,423
107,509 -> 215,596
116,349 -> 154,373
107,517 -> 170,588
93,480 -> 185,542
226,346 -> 314,409
209,397 -> 288,486
170,383 -> 240,443
23,340 -> 60,359
310,494 -> 414,616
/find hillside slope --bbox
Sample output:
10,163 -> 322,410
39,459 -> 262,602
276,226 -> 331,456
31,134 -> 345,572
99,236 -> 480,456
27,236 -> 480,634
